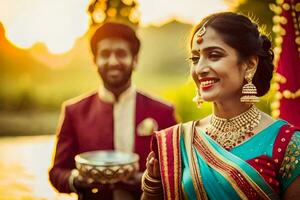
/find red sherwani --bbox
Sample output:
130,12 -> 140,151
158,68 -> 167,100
49,89 -> 177,199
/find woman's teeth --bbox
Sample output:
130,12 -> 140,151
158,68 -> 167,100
201,80 -> 216,87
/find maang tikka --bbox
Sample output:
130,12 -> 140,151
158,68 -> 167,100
196,22 -> 207,44
196,26 -> 206,44
240,72 -> 259,104
196,20 -> 210,44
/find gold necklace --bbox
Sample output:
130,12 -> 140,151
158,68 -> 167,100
206,106 -> 261,150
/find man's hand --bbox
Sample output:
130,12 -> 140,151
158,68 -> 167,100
73,174 -> 106,193
121,172 -> 143,186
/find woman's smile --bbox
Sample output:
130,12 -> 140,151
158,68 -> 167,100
198,77 -> 220,90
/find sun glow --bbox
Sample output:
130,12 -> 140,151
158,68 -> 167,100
138,0 -> 229,26
0,0 -> 90,54
0,0 -> 229,54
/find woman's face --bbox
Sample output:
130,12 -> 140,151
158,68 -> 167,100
190,27 -> 246,103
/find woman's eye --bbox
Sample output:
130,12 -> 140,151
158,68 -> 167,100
208,52 -> 222,60
189,56 -> 199,64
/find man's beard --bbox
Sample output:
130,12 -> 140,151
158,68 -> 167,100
98,64 -> 133,89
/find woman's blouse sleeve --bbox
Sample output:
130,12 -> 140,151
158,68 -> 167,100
279,130 -> 300,192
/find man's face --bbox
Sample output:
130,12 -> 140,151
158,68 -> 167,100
95,37 -> 136,89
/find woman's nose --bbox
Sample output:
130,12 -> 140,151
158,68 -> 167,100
195,59 -> 209,76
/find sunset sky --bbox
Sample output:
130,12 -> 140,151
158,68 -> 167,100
0,0 -> 229,54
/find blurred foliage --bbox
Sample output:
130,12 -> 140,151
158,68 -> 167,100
229,0 -> 276,41
162,79 -> 212,122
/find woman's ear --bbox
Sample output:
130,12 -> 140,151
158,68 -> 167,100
245,55 -> 259,78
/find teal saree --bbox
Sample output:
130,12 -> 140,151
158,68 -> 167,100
154,120 -> 300,200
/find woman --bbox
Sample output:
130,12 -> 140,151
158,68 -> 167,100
141,12 -> 300,200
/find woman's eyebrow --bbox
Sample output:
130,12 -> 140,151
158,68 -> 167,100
191,46 -> 225,55
202,46 -> 224,52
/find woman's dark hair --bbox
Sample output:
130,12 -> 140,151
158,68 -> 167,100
90,22 -> 140,57
191,12 -> 274,96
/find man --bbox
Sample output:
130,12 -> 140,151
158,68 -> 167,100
49,22 -> 177,200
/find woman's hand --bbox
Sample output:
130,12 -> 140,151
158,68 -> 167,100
146,151 -> 161,179
141,151 -> 163,200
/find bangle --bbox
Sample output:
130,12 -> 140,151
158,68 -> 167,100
141,171 -> 163,195
144,171 -> 161,183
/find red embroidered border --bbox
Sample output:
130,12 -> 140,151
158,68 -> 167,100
156,125 -> 181,200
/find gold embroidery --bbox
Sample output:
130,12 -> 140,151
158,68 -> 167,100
181,183 -> 189,200
192,149 -> 206,200
160,131 -> 172,200
172,126 -> 180,200
182,122 -> 208,200
279,132 -> 300,179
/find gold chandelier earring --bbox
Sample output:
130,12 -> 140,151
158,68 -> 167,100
240,72 -> 259,104
192,88 -> 204,108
